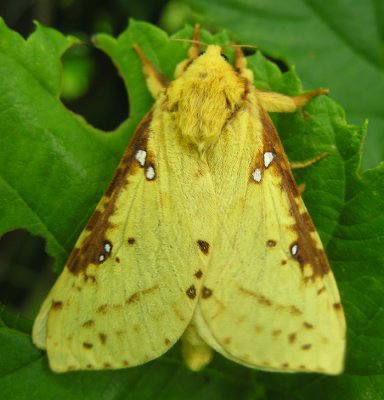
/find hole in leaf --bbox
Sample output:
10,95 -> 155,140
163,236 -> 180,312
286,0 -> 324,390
0,229 -> 54,317
60,44 -> 128,131
262,52 -> 289,73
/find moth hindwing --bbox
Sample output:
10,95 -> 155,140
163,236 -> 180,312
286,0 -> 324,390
32,26 -> 346,375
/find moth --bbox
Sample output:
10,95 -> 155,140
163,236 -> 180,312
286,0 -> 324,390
33,27 -> 346,375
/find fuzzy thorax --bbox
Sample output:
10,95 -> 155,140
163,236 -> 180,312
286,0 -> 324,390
167,45 -> 246,153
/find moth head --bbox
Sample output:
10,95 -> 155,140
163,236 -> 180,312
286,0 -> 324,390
168,45 -> 247,152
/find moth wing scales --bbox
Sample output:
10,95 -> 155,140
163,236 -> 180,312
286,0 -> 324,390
33,104 -> 216,371
196,88 -> 345,374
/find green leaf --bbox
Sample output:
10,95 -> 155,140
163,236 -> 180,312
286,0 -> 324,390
182,0 -> 384,169
1,19 -> 383,399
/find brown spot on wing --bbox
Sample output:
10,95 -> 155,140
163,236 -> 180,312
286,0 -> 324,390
83,342 -> 93,349
127,238 -> 135,245
52,301 -> 63,310
82,320 -> 94,328
289,305 -> 302,316
259,110 -> 330,278
288,333 -> 297,343
201,287 -> 213,299
67,112 -> 153,276
83,273 -> 96,284
223,337 -> 231,345
194,269 -> 203,279
301,344 -> 312,350
303,322 -> 314,329
333,302 -> 342,311
317,286 -> 326,295
197,240 -> 210,254
258,361 -> 269,369
98,333 -> 107,344
164,338 -> 171,346
97,304 -> 108,314
267,239 -> 277,247
186,285 -> 197,299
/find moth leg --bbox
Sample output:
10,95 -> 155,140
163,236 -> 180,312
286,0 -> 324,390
297,182 -> 306,194
291,153 -> 328,194
174,24 -> 202,78
234,45 -> 254,82
290,152 -> 329,169
181,322 -> 213,371
188,24 -> 201,59
133,44 -> 169,98
257,88 -> 328,113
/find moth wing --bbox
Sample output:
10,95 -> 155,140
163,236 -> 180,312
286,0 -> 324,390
33,111 -> 214,372
197,95 -> 346,374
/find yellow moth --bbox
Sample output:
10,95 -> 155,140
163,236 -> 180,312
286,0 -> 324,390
33,27 -> 346,375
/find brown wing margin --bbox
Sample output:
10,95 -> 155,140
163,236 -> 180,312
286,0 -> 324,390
259,109 -> 331,280
67,112 -> 153,276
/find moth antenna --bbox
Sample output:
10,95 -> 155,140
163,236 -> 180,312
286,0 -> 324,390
222,44 -> 258,50
172,24 -> 206,59
190,23 -> 201,58
171,38 -> 209,47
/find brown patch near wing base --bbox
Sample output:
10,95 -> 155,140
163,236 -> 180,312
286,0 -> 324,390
259,110 -> 330,278
67,112 -> 153,276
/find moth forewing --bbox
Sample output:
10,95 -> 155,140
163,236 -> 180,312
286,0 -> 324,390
33,28 -> 345,375
178,46 -> 345,375
32,74 -> 216,373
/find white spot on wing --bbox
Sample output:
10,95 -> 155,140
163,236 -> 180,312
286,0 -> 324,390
135,150 -> 147,167
264,152 -> 274,168
146,166 -> 155,180
104,243 -> 112,254
252,168 -> 262,182
291,244 -> 299,256
98,254 -> 105,262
